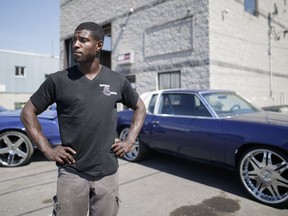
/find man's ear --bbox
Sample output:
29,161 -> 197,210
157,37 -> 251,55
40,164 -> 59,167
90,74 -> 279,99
96,40 -> 103,51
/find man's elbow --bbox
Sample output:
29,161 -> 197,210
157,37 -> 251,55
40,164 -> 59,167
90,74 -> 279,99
20,101 -> 36,124
135,98 -> 146,112
20,105 -> 29,124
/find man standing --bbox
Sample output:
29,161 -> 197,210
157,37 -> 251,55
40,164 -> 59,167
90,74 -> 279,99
21,22 -> 146,216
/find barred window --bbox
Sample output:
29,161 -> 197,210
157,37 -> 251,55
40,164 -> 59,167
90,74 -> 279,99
158,71 -> 180,90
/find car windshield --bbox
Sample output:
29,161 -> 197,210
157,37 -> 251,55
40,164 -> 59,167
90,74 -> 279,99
0,105 -> 8,112
201,92 -> 260,117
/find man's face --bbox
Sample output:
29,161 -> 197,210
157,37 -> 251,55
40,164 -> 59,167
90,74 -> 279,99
72,29 -> 103,63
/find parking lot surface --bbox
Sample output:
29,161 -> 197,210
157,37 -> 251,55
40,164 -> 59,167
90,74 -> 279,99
0,151 -> 287,216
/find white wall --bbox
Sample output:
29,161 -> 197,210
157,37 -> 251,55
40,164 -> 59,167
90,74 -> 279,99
209,0 -> 288,106
60,0 -> 288,107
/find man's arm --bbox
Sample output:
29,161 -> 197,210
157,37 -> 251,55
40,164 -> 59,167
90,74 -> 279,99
112,97 -> 146,157
20,100 -> 76,164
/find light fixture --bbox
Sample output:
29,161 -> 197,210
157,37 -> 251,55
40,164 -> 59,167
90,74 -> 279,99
222,9 -> 229,21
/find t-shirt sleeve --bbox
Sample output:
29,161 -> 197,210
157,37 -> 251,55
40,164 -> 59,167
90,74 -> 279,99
121,78 -> 139,109
30,76 -> 56,112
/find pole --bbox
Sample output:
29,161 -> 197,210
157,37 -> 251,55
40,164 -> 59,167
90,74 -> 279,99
268,12 -> 273,98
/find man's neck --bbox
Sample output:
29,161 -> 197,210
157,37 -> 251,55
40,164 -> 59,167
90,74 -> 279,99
77,61 -> 102,80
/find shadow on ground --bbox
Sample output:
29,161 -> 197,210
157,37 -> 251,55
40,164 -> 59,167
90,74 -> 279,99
136,152 -> 288,210
137,152 -> 248,201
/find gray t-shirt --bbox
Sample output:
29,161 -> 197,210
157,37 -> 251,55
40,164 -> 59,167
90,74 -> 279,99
31,65 -> 139,177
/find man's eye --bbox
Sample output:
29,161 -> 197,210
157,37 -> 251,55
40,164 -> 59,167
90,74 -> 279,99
79,38 -> 87,43
72,37 -> 88,43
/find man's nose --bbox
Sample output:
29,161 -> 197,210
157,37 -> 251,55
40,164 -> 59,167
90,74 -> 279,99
73,40 -> 80,48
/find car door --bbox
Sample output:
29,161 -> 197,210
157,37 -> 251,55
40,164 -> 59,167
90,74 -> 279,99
147,93 -> 225,162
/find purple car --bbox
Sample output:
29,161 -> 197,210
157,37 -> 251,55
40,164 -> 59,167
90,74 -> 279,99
117,89 -> 288,207
0,108 -> 61,167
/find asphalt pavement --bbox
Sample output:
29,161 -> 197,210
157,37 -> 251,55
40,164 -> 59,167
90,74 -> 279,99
0,151 -> 287,216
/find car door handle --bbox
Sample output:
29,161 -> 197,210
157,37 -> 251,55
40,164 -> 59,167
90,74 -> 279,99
152,120 -> 160,125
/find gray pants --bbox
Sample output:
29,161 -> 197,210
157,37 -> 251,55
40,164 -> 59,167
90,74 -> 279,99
52,168 -> 120,216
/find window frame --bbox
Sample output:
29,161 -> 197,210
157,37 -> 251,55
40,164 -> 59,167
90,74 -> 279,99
158,93 -> 212,117
244,0 -> 258,16
14,66 -> 26,78
158,71 -> 180,90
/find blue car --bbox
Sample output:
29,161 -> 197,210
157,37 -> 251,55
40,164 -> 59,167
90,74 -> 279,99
0,108 -> 61,167
117,89 -> 288,207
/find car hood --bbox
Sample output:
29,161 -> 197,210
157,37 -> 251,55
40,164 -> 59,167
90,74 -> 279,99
227,111 -> 288,126
0,109 -> 57,120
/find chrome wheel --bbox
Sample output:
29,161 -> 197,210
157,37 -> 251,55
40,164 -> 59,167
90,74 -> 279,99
0,131 -> 34,167
119,128 -> 146,162
239,148 -> 288,206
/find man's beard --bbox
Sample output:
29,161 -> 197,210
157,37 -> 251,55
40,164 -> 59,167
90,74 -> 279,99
73,51 -> 99,63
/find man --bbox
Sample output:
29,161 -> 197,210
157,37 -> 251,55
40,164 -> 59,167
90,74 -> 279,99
21,22 -> 146,216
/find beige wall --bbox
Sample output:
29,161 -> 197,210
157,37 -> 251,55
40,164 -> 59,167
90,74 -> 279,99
0,93 -> 31,109
209,0 -> 288,106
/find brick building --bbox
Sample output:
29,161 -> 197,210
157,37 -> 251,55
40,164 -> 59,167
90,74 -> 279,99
60,0 -> 288,107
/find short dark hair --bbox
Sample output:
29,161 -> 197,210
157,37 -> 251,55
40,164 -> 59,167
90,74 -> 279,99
75,22 -> 104,41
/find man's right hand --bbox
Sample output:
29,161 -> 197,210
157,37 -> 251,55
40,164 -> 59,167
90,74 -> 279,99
44,146 -> 76,164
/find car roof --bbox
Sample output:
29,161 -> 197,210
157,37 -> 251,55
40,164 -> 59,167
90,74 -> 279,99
141,89 -> 236,96
0,109 -> 57,120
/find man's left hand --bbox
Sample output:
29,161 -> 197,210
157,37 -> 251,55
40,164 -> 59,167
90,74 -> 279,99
111,139 -> 133,157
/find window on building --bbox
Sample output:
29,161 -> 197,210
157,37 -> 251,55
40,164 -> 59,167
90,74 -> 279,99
102,24 -> 112,52
65,38 -> 75,68
126,75 -> 136,90
158,71 -> 180,90
15,66 -> 26,77
244,0 -> 258,16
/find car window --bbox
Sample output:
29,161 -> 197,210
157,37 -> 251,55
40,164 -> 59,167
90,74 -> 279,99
159,93 -> 212,117
202,92 -> 259,117
148,94 -> 158,114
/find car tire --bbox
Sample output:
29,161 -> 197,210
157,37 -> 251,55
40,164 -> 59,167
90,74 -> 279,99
119,127 -> 147,162
238,147 -> 288,207
0,131 -> 34,167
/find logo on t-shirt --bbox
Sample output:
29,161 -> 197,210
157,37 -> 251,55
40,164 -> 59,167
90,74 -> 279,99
99,84 -> 117,96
